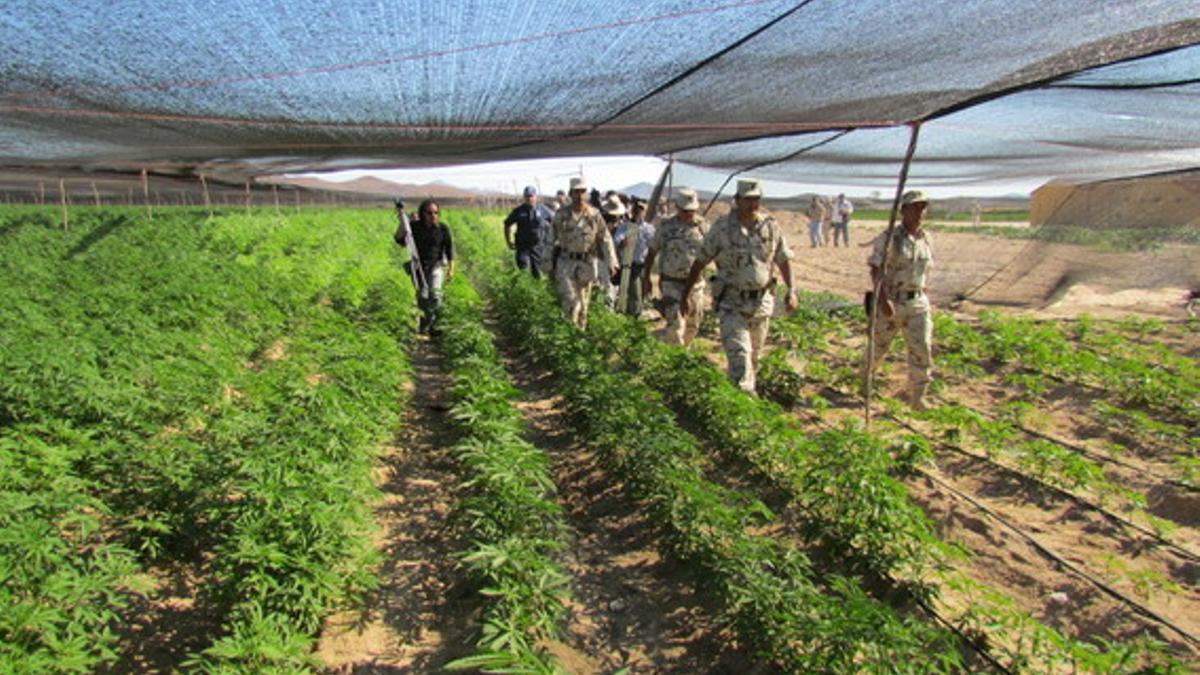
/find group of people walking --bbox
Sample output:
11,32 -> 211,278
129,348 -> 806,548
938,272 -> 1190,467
394,180 -> 934,410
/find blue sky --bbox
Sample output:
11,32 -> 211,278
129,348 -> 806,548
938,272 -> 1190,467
300,156 -> 1041,200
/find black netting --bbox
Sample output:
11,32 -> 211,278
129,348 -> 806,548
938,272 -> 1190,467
1,0 -> 1198,186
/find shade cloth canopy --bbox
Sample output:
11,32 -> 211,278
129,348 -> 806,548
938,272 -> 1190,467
2,0 -> 1198,188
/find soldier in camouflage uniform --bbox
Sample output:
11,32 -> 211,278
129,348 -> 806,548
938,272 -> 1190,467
863,190 -> 934,409
642,187 -> 708,345
681,179 -> 797,394
547,176 -> 618,329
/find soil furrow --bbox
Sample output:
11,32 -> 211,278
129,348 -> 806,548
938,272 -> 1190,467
492,315 -> 770,674
317,338 -> 477,672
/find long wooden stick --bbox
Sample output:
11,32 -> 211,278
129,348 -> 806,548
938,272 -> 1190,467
864,121 -> 922,429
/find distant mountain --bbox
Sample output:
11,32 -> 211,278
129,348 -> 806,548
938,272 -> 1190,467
619,182 -> 719,202
270,175 -> 506,200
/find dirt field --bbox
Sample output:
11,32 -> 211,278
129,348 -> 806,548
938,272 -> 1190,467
761,211 -> 1199,321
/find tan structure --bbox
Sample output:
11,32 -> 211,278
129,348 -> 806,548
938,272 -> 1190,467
548,177 -> 617,328
681,179 -> 796,393
1031,172 -> 1200,228
864,190 -> 934,409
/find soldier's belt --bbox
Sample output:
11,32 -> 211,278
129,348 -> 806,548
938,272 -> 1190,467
736,287 -> 769,301
660,274 -> 690,282
560,251 -> 591,261
894,289 -> 924,301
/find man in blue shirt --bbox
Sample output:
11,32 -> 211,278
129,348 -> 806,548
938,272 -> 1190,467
504,185 -> 555,278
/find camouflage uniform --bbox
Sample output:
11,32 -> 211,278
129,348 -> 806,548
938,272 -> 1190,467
865,227 -> 934,397
696,210 -> 793,393
651,214 -> 708,345
548,204 -> 617,328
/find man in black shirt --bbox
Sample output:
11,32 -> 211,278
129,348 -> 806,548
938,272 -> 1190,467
394,198 -> 454,335
503,185 -> 554,278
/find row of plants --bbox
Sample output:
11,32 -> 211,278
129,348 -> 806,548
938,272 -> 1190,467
484,270 -> 968,673
436,274 -> 572,673
768,299 -> 1189,536
754,309 -> 1188,671
766,294 -> 1197,489
935,311 -> 1198,427
585,304 -> 952,586
563,284 -> 1184,671
0,206 -> 414,671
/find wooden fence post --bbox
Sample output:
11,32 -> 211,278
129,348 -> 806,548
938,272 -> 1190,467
59,178 -> 69,230
141,169 -> 152,219
200,174 -> 213,218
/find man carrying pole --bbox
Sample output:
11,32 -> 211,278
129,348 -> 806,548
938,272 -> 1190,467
394,198 -> 454,336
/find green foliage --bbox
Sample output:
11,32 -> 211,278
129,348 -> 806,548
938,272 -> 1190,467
586,305 -> 951,583
0,205 -> 414,669
438,275 -> 570,673
484,269 -> 964,673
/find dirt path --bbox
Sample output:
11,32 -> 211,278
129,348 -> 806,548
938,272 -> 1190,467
493,317 -> 770,674
316,337 -> 478,672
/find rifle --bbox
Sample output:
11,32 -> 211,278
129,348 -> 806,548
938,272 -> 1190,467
393,199 -> 427,292
617,159 -> 672,311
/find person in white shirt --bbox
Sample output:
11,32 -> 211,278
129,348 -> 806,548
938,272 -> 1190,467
832,193 -> 854,247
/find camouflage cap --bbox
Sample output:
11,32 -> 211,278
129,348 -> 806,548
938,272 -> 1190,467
901,190 -> 930,206
736,178 -> 763,198
674,187 -> 700,211
569,176 -> 588,192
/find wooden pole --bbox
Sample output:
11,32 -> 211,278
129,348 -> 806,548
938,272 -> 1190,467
141,169 -> 152,219
864,121 -> 923,430
39,181 -> 46,206
200,174 -> 213,218
91,181 -> 101,207
59,178 -> 69,230
244,181 -> 251,215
